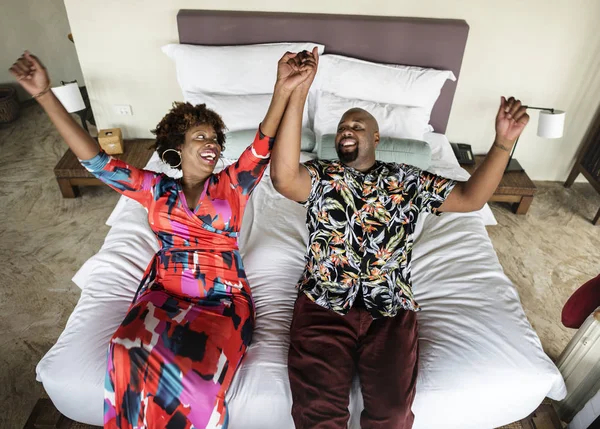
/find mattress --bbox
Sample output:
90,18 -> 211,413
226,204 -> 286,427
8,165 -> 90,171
36,133 -> 565,428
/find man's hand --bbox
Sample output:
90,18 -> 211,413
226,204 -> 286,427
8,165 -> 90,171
295,47 -> 319,93
440,96 -> 531,213
275,48 -> 319,93
9,51 -> 50,97
495,96 -> 530,147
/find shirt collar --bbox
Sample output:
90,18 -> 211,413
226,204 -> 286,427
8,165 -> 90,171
342,160 -> 386,178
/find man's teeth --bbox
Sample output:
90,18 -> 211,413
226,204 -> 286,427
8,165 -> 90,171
341,140 -> 356,147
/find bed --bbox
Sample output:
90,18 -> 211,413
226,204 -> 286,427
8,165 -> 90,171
36,10 -> 566,429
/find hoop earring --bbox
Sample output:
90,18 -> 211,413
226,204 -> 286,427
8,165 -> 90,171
161,148 -> 181,168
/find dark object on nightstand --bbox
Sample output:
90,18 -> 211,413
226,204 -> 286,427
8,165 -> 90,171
462,155 -> 537,215
451,142 -> 475,165
505,157 -> 524,172
54,139 -> 155,198
564,103 -> 600,225
78,86 -> 96,133
505,137 -> 524,172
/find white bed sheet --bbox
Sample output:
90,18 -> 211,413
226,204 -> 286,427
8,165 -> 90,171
36,134 -> 564,428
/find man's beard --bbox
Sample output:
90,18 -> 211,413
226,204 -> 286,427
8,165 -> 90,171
336,145 -> 359,164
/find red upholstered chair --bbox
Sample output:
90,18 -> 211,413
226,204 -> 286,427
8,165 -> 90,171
562,274 -> 600,329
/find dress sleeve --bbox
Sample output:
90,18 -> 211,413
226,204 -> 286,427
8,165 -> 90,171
80,151 -> 157,208
414,169 -> 457,215
216,127 -> 274,200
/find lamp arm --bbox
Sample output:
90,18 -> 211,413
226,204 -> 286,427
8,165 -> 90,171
523,105 -> 554,114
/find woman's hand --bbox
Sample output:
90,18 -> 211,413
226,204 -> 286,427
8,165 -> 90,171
294,47 -> 319,93
10,51 -> 99,160
9,51 -> 51,97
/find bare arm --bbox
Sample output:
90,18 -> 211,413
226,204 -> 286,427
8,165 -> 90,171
271,87 -> 312,201
9,51 -> 99,160
440,96 -> 530,212
271,48 -> 319,202
260,84 -> 293,138
260,50 -> 321,138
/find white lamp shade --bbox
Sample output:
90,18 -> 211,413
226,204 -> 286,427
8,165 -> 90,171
537,110 -> 565,139
51,82 -> 85,113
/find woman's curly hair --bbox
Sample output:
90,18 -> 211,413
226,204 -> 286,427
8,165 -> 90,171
152,102 -> 227,169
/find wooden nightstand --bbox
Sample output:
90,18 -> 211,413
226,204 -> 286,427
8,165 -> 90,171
53,139 -> 155,198
461,155 -> 537,215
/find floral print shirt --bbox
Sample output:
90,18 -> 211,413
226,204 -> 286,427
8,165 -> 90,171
299,160 -> 456,318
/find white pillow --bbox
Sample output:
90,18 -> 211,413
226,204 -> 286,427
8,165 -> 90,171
186,92 -> 309,132
312,91 -> 432,152
312,54 -> 456,115
162,43 -> 325,95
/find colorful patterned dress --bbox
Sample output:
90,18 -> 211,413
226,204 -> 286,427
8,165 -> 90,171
81,129 -> 274,429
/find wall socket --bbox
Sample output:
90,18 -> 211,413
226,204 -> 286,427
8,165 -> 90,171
114,104 -> 133,116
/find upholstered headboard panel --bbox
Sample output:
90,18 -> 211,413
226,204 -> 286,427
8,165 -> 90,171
177,10 -> 469,133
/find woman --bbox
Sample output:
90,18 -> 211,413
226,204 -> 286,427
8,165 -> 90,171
10,49 -> 318,428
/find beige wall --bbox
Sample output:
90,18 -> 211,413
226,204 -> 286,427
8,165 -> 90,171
1,0 -> 84,101
62,0 -> 600,181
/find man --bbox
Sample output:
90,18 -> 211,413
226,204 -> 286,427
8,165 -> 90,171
271,50 -> 529,429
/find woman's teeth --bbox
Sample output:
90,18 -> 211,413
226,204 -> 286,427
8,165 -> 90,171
200,150 -> 216,161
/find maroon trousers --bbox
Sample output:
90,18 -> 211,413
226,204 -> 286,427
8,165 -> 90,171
288,293 -> 419,429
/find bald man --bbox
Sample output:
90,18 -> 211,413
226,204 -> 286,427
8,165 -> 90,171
271,52 -> 530,429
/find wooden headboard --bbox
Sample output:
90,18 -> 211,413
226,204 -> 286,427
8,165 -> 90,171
177,10 -> 469,134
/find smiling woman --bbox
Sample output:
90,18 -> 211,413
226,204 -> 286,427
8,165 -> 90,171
9,47 -> 319,428
152,101 -> 227,170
